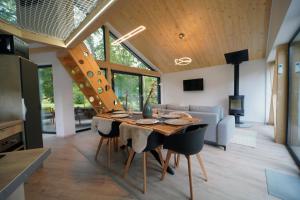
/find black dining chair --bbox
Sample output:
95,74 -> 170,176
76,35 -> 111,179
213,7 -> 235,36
161,124 -> 208,200
124,132 -> 164,193
95,121 -> 121,168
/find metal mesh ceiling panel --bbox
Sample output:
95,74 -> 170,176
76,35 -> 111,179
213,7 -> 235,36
0,0 -> 100,40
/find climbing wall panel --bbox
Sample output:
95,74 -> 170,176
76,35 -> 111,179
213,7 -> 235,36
57,43 -> 124,113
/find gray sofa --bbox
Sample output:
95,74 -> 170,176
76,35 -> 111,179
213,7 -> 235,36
153,104 -> 235,150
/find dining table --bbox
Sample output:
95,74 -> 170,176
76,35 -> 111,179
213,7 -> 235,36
95,112 -> 201,175
97,112 -> 200,136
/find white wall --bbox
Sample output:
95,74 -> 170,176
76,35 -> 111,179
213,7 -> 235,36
161,59 -> 267,123
30,52 -> 76,137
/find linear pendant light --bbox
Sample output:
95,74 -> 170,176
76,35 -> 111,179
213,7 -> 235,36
66,0 -> 116,47
112,26 -> 146,46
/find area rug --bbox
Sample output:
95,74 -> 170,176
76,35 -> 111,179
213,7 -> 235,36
231,128 -> 257,148
265,169 -> 300,200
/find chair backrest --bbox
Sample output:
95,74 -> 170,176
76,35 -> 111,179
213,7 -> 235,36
163,124 -> 208,155
125,132 -> 164,152
98,121 -> 121,138
143,132 -> 164,152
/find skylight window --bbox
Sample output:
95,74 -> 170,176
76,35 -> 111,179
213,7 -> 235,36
0,0 -> 101,40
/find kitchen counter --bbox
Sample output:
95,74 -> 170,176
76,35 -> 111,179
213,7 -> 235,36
0,148 -> 51,200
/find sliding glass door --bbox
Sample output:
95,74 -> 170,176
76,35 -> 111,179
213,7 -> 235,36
287,29 -> 300,166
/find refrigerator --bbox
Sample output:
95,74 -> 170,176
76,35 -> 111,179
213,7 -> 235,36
0,54 -> 43,149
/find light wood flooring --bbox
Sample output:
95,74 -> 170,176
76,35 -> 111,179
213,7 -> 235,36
25,124 -> 299,200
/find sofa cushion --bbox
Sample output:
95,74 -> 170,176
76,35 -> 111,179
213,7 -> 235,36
166,104 -> 189,111
188,111 -> 219,142
189,105 -> 224,119
152,104 -> 167,110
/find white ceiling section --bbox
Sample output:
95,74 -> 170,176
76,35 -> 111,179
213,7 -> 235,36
0,0 -> 100,40
267,0 -> 300,62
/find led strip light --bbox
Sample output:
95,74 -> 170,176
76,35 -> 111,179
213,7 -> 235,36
111,26 -> 146,46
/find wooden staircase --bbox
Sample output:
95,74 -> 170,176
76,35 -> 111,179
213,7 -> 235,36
57,43 -> 123,114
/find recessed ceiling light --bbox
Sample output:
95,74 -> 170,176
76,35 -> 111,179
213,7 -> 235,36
175,57 -> 192,65
112,26 -> 146,46
178,33 -> 185,39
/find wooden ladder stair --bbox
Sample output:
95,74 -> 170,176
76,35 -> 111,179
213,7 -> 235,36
57,43 -> 123,114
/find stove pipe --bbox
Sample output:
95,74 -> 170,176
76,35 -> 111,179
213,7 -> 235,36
224,49 -> 249,95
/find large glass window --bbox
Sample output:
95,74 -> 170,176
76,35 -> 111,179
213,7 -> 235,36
143,76 -> 159,105
113,72 -> 141,111
84,27 -> 105,61
287,30 -> 300,167
38,65 -> 55,133
110,33 -> 152,70
113,71 -> 160,111
0,0 -> 16,23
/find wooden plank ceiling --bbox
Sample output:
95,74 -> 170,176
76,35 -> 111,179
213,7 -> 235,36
100,0 -> 271,73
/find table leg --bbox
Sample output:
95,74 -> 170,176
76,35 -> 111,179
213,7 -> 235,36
150,150 -> 174,175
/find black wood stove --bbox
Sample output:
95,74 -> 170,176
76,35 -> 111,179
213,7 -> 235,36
224,49 -> 249,124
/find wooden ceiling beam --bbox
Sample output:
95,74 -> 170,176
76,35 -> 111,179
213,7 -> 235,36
0,20 -> 66,48
29,46 -> 64,54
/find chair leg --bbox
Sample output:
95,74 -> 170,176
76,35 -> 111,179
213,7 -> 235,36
156,147 -> 164,168
187,156 -> 194,200
174,154 -> 176,167
113,138 -> 116,152
161,150 -> 172,180
115,137 -> 119,152
175,154 -> 180,168
143,152 -> 147,193
124,149 -> 135,178
196,153 -> 208,181
95,137 -> 104,160
107,139 -> 111,168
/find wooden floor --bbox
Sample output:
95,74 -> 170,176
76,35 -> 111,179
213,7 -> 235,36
25,124 -> 299,200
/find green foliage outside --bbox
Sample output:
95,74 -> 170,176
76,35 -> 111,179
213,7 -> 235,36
110,35 -> 150,70
84,28 -> 105,61
113,73 -> 158,111
72,82 -> 91,107
0,0 -> 16,23
114,73 -> 140,111
143,76 -> 158,105
38,68 -> 54,109
39,68 -> 91,110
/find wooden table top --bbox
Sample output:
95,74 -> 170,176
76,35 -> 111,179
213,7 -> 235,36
97,113 -> 201,136
0,120 -> 23,130
0,148 -> 51,199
